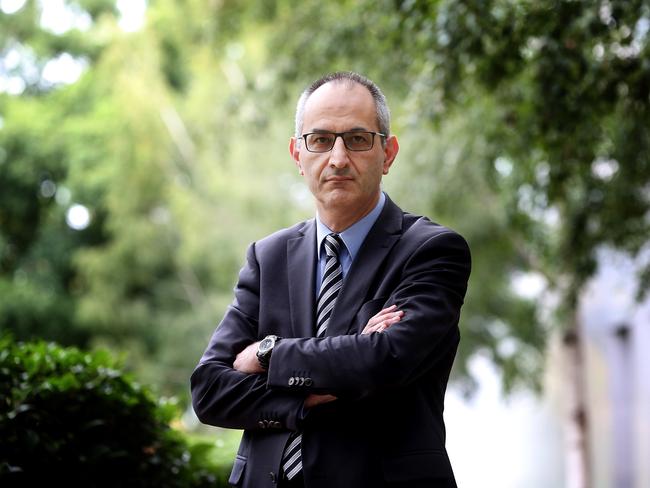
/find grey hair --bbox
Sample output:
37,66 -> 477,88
294,72 -> 391,140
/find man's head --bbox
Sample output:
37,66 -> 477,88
290,72 -> 399,231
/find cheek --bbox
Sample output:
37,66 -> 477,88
304,159 -> 325,179
358,160 -> 385,185
302,164 -> 321,189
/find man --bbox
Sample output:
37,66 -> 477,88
191,72 -> 471,488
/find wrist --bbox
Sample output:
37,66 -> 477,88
256,335 -> 280,370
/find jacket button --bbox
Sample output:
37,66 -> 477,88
288,377 -> 295,386
269,472 -> 277,484
298,377 -> 305,386
272,421 -> 281,429
305,378 -> 313,387
258,421 -> 265,429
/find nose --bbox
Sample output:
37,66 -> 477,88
328,135 -> 350,168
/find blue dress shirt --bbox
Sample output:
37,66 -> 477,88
315,192 -> 386,294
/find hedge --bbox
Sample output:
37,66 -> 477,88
0,336 -> 230,487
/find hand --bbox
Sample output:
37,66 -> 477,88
233,341 -> 265,373
362,304 -> 403,335
304,394 -> 338,409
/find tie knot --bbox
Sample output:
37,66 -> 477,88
324,234 -> 343,258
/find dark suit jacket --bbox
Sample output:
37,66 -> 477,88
191,195 -> 471,488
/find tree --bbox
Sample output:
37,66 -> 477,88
390,4 -> 650,487
0,0 -> 116,346
0,0 -> 312,399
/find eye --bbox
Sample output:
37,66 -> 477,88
344,132 -> 372,148
314,135 -> 333,144
307,133 -> 335,146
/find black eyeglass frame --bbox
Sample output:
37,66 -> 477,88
300,131 -> 386,153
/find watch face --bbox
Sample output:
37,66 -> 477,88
259,338 -> 273,353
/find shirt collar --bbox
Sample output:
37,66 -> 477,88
316,192 -> 386,261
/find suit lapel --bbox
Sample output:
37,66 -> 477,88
326,196 -> 404,337
287,220 -> 317,338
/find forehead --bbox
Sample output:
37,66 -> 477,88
302,81 -> 378,131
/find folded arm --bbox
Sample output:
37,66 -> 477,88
232,305 -> 405,407
191,229 -> 470,428
190,243 -> 305,431
266,231 -> 470,397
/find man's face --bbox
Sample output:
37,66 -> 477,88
290,82 -> 398,224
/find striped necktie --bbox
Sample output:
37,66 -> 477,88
316,234 -> 344,337
282,233 -> 344,481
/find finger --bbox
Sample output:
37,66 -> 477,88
380,315 -> 402,330
379,304 -> 397,313
372,305 -> 397,319
368,305 -> 396,322
363,312 -> 402,333
373,311 -> 403,328
374,321 -> 390,333
361,325 -> 378,335
366,309 -> 402,328
362,321 -> 382,334
363,319 -> 389,335
364,313 -> 403,334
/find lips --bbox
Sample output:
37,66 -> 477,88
325,176 -> 353,182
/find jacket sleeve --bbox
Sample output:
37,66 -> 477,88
190,242 -> 304,431
266,230 -> 471,396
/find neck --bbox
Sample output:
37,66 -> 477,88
317,192 -> 380,233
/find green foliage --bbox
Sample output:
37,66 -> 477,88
0,335 -> 230,487
418,0 -> 650,309
185,429 -> 244,472
1,0 -> 316,401
242,0 -> 650,391
3,0 -> 647,399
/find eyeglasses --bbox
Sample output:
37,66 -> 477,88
301,131 -> 385,153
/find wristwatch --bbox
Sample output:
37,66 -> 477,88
256,335 -> 280,370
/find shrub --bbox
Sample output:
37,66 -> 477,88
0,336 -> 230,487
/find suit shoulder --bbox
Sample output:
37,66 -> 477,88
252,219 -> 313,255
402,211 -> 465,241
400,211 -> 470,258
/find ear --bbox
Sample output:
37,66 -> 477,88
381,135 -> 399,175
289,137 -> 304,174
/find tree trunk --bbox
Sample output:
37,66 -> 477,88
562,318 -> 591,488
609,324 -> 633,488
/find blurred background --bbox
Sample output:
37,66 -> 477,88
1,1 -> 649,487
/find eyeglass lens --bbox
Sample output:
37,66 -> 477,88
304,132 -> 376,152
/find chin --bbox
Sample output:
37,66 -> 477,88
321,189 -> 357,208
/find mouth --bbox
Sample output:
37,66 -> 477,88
325,176 -> 354,183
